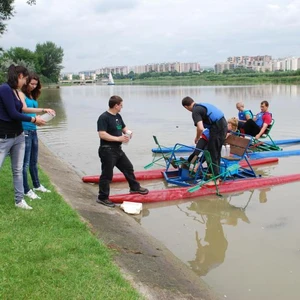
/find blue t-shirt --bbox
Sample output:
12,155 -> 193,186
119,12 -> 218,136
22,96 -> 37,130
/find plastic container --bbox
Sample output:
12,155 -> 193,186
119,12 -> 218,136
220,160 -> 239,177
221,145 -> 226,157
40,112 -> 55,122
120,201 -> 143,214
225,144 -> 231,156
123,130 -> 132,145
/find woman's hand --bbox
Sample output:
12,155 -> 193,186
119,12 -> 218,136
35,116 -> 46,126
43,108 -> 56,115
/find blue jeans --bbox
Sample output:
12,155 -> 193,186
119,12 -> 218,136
23,130 -> 40,194
0,133 -> 25,204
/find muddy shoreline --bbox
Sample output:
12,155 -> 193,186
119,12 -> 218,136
38,142 -> 219,300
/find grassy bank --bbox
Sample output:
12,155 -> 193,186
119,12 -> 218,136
115,73 -> 300,86
0,159 -> 141,300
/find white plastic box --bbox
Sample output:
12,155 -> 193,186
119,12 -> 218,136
120,201 -> 143,214
123,130 -> 132,145
40,112 -> 55,122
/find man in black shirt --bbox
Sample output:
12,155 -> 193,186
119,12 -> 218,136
97,95 -> 148,207
182,96 -> 227,185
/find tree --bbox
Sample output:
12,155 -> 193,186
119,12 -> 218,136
0,0 -> 13,37
128,70 -> 135,80
2,47 -> 37,68
0,0 -> 36,37
0,47 -> 35,83
35,41 -> 64,82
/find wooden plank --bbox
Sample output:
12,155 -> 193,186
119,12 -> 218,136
225,135 -> 250,148
224,134 -> 251,158
230,145 -> 246,157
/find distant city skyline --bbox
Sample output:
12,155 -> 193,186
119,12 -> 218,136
2,0 -> 300,72
65,55 -> 299,75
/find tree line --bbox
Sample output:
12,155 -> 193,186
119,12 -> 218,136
110,67 -> 300,82
0,42 -> 64,83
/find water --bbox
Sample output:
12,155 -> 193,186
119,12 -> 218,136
38,84 -> 300,300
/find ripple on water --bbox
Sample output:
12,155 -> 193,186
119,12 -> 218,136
39,85 -> 300,300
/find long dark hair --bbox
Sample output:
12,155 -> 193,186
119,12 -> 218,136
22,73 -> 42,100
7,64 -> 29,89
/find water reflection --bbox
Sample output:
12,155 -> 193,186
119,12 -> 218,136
215,85 -> 300,101
258,187 -> 271,203
186,195 -> 251,276
38,85 -> 300,300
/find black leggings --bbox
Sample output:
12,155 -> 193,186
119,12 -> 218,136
243,119 -> 261,136
188,138 -> 208,163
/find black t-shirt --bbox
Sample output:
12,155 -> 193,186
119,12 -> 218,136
97,111 -> 125,147
192,105 -> 210,126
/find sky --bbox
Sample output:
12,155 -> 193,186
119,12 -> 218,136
1,0 -> 300,72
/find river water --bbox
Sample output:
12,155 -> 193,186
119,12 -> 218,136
38,84 -> 300,300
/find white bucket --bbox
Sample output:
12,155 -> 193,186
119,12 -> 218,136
40,112 -> 55,122
120,201 -> 143,214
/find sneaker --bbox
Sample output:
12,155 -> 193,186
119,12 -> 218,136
25,189 -> 41,200
33,185 -> 51,193
96,198 -> 115,208
15,199 -> 33,210
130,187 -> 149,195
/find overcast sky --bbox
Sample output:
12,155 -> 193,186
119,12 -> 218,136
1,0 -> 300,72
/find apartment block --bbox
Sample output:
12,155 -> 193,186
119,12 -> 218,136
95,66 -> 129,75
271,57 -> 300,71
214,62 -> 236,73
215,55 -> 300,73
92,62 -> 200,75
132,65 -> 146,74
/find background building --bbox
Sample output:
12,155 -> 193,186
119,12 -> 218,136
91,62 -> 200,75
95,66 -> 129,75
215,55 -> 300,73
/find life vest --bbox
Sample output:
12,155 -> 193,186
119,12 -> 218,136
195,103 -> 224,128
255,111 -> 272,127
201,128 -> 210,141
238,109 -> 253,121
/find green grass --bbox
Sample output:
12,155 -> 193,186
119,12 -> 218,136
116,73 -> 300,86
0,158 -> 142,300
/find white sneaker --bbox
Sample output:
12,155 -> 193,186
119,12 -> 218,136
25,189 -> 41,200
15,199 -> 33,210
33,185 -> 51,193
